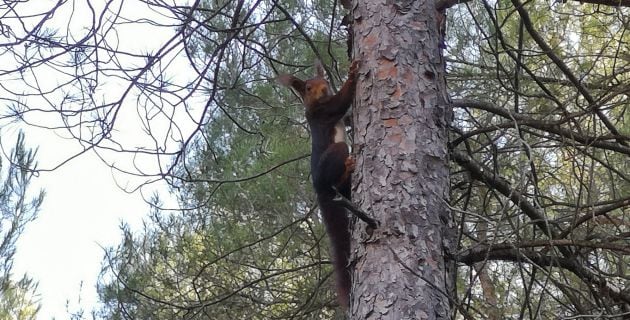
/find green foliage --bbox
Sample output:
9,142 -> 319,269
96,0 -> 355,318
95,0 -> 630,318
0,276 -> 40,320
448,1 -> 630,318
0,132 -> 44,319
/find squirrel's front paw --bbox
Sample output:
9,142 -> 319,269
349,60 -> 360,79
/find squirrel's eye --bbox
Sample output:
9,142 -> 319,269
306,84 -> 312,91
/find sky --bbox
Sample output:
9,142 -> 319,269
4,1 -> 195,319
12,131 -> 149,319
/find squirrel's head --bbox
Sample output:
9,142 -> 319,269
277,60 -> 332,107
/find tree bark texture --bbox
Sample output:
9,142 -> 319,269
350,0 -> 453,319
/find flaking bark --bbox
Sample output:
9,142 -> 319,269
349,0 -> 454,318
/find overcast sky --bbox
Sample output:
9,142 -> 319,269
6,1 -> 195,318
13,130 -> 150,318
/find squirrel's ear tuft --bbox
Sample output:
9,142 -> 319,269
277,74 -> 306,95
276,74 -> 294,86
314,60 -> 325,78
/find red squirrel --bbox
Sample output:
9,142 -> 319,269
278,60 -> 378,307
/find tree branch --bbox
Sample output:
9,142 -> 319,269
462,239 -> 630,255
456,247 -> 630,304
438,0 -> 630,10
511,0 -> 628,147
567,0 -> 630,7
557,197 -> 630,239
451,149 -> 556,238
453,100 -> 630,155
436,0 -> 472,11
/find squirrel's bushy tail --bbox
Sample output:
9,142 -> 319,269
318,196 -> 351,307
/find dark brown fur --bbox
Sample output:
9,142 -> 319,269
278,61 -> 359,307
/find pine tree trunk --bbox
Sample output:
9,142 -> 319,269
349,0 -> 453,318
